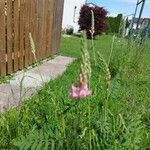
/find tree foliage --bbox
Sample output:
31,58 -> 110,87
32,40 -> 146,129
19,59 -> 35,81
78,4 -> 108,38
107,14 -> 123,33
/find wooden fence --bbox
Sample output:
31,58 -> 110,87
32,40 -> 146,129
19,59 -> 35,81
0,0 -> 64,76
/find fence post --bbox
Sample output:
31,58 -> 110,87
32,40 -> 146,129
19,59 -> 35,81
0,0 -> 7,76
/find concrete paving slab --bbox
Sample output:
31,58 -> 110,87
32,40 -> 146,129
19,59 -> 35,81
0,56 -> 74,112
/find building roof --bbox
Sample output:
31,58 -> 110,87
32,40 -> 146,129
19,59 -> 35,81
131,17 -> 150,24
86,2 -> 99,7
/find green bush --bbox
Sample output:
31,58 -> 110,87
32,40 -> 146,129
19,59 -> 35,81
107,14 -> 123,34
66,26 -> 74,35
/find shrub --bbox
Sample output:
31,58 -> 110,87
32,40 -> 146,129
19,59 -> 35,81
107,14 -> 123,33
66,25 -> 74,35
78,4 -> 108,38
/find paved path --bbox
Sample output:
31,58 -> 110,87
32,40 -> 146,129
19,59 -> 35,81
0,56 -> 74,112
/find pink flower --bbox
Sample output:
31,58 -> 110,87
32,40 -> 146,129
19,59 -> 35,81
70,86 -> 80,98
69,74 -> 92,99
70,84 -> 92,99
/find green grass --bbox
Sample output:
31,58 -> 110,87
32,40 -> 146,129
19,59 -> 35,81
61,34 -> 113,59
0,75 -> 14,84
0,35 -> 150,149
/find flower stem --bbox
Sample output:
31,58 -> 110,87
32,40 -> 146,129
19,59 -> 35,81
108,35 -> 115,66
88,99 -> 92,149
91,33 -> 96,66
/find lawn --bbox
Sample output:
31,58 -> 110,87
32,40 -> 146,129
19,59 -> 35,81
61,34 -> 113,59
0,34 -> 150,149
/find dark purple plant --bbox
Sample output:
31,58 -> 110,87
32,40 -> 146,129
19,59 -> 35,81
78,5 -> 108,38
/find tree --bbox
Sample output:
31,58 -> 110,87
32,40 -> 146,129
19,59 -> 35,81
107,14 -> 123,33
78,4 -> 108,38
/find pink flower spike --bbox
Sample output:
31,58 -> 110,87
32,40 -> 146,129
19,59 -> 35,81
70,85 -> 80,99
79,86 -> 92,99
69,84 -> 92,99
84,86 -> 92,96
79,89 -> 87,98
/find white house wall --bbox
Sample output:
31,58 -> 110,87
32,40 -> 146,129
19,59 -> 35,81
62,0 -> 86,33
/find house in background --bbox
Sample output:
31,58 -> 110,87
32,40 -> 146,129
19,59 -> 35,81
62,0 -> 86,33
131,18 -> 150,29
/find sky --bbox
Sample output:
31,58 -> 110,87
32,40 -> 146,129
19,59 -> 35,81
87,0 -> 150,18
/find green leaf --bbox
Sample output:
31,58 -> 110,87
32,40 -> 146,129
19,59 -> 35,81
24,141 -> 33,150
44,140 -> 49,150
36,140 -> 43,150
31,140 -> 38,150
51,140 -> 55,150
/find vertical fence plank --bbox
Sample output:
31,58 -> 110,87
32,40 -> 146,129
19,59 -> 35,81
30,0 -> 36,64
36,0 -> 41,60
35,0 -> 38,62
51,0 -> 63,54
46,0 -> 53,57
42,0 -> 48,59
37,0 -> 44,60
40,0 -> 45,60
57,0 -> 64,51
13,0 -> 19,71
28,0 -> 32,65
51,0 -> 56,54
7,0 -> 13,74
24,0 -> 30,67
54,0 -> 59,53
0,0 -> 6,76
19,0 -> 25,70
53,0 -> 64,53
34,0 -> 38,63
55,0 -> 58,53
30,0 -> 35,64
